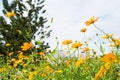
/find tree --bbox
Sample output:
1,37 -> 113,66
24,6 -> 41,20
0,0 -> 52,55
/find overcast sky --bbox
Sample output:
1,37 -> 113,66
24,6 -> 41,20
1,0 -> 120,50
43,0 -> 120,49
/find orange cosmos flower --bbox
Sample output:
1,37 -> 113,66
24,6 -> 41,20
102,34 -> 114,39
0,54 -> 3,57
83,47 -> 90,52
94,65 -> 107,80
115,38 -> 120,46
118,72 -> 120,76
104,63 -> 111,70
0,68 -> 6,72
80,28 -> 87,33
62,40 -> 72,45
39,51 -> 44,56
75,58 -> 84,67
85,16 -> 98,26
9,52 -> 14,56
29,71 -> 37,80
45,66 -> 54,72
21,42 -> 33,51
100,52 -> 117,63
41,73 -> 47,77
66,60 -> 72,65
71,42 -> 82,49
5,10 -> 16,18
5,43 -> 11,46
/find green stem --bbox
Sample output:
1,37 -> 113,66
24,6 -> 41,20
93,23 -> 107,35
77,48 -> 80,59
93,23 -> 116,42
82,33 -> 86,41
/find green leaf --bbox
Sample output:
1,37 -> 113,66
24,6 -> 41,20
51,46 -> 58,56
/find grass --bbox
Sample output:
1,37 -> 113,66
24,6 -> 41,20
0,16 -> 120,80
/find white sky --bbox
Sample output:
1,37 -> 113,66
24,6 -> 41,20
0,0 -> 120,51
44,0 -> 120,50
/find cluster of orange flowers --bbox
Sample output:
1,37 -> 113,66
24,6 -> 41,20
62,40 -> 83,49
62,40 -> 90,54
29,71 -> 38,80
80,16 -> 98,33
94,52 -> 118,80
5,42 -> 33,52
100,52 -> 117,63
9,51 -> 28,67
94,63 -> 111,80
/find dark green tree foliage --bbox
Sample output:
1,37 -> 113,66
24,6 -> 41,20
0,0 -> 52,54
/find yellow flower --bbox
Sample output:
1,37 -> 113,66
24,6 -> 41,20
94,62 -> 111,80
18,51 -> 24,58
80,28 -> 87,33
10,58 -> 16,62
21,42 -> 33,51
0,54 -> 3,57
29,72 -> 34,80
41,73 -> 47,77
39,51 -> 44,56
18,51 -> 28,60
75,58 -> 84,67
85,16 -> 98,26
45,66 -> 54,72
71,42 -> 82,49
115,38 -> 120,46
8,66 -> 12,69
109,44 -> 115,47
66,60 -> 72,65
65,51 -> 70,54
56,70 -> 63,73
43,56 -> 47,60
9,58 -> 23,67
9,52 -> 14,56
5,43 -> 11,46
118,61 -> 120,64
94,66 -> 106,80
62,40 -> 72,45
102,34 -> 114,39
83,47 -> 90,52
5,10 -> 16,18
0,68 -> 6,72
13,60 -> 19,67
28,71 -> 37,80
118,72 -> 120,76
104,63 -> 111,70
100,52 -> 117,63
